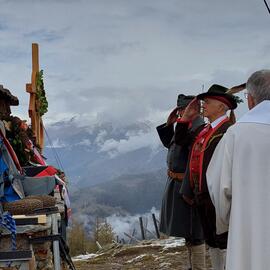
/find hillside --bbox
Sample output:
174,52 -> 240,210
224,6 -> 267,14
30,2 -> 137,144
71,169 -> 166,227
44,118 -> 170,236
44,119 -> 166,189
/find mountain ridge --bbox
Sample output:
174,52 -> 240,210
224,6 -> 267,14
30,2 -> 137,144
44,119 -> 166,188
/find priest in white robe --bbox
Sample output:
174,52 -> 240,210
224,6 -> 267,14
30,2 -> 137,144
206,69 -> 270,270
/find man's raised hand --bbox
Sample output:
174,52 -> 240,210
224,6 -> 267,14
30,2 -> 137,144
167,107 -> 179,125
181,98 -> 200,122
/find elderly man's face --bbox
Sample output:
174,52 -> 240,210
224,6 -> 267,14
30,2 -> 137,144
202,98 -> 225,120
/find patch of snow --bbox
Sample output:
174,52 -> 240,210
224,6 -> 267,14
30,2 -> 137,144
161,238 -> 185,250
162,252 -> 181,256
72,253 -> 98,261
159,262 -> 171,267
154,252 -> 181,262
139,237 -> 185,249
126,254 -> 147,264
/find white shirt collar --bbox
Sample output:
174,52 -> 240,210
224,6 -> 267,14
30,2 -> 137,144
238,100 -> 270,125
210,114 -> 228,129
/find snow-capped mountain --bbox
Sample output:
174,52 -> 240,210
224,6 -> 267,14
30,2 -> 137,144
44,118 -> 167,188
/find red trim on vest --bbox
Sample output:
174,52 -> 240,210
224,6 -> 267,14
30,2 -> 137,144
189,117 -> 229,192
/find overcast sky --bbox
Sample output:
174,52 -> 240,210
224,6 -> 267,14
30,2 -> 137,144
0,0 -> 269,127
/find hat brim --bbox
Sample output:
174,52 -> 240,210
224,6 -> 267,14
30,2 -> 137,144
177,95 -> 195,109
197,92 -> 237,110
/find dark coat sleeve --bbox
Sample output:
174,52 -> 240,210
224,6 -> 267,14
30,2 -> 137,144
174,122 -> 194,145
176,122 -> 205,201
175,120 -> 205,146
156,123 -> 174,148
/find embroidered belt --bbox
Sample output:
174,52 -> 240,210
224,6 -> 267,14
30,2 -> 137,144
167,170 -> 185,181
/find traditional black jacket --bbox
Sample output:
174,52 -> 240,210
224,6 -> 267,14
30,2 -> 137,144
176,119 -> 232,198
176,117 -> 232,249
157,116 -> 204,241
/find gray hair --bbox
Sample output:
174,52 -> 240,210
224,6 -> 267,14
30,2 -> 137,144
246,69 -> 270,104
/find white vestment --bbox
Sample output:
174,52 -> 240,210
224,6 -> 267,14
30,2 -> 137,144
207,100 -> 270,270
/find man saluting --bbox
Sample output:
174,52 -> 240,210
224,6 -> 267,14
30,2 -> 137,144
157,94 -> 205,270
176,85 -> 238,270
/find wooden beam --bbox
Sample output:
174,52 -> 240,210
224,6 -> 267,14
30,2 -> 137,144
31,43 -> 39,95
25,43 -> 45,151
13,214 -> 47,224
0,250 -> 32,260
26,83 -> 33,93
39,119 -> 44,149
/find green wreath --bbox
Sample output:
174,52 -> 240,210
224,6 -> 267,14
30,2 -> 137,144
36,70 -> 48,116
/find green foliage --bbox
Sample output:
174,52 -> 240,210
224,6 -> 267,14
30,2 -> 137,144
94,219 -> 115,246
233,95 -> 243,104
3,116 -> 34,166
11,133 -> 27,164
67,221 -> 97,256
36,70 -> 48,116
67,218 -> 116,256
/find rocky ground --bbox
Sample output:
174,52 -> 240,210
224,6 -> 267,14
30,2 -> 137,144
73,238 -> 212,270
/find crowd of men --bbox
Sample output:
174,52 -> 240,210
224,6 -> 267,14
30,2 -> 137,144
157,69 -> 270,270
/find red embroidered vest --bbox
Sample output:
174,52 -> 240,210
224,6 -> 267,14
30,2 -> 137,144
189,117 -> 229,193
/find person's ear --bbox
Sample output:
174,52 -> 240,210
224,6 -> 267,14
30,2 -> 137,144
247,94 -> 256,110
217,102 -> 224,113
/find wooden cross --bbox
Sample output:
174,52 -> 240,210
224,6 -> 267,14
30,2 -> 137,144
26,43 -> 44,152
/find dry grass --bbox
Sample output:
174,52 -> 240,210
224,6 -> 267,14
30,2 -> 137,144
74,240 -> 213,270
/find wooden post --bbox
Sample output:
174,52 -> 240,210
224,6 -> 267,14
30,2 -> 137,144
152,213 -> 160,239
96,241 -> 102,250
139,217 -> 145,240
128,228 -> 136,244
28,254 -> 36,270
124,232 -> 140,243
52,213 -> 61,270
144,227 -> 156,239
26,43 -> 45,152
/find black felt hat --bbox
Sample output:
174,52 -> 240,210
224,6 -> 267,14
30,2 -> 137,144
177,94 -> 195,109
196,84 -> 238,109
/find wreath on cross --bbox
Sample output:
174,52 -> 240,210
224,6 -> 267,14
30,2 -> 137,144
36,70 -> 48,117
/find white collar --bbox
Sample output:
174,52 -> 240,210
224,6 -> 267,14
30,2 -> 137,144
210,114 -> 228,129
238,100 -> 270,125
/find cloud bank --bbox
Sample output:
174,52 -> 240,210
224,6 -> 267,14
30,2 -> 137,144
0,0 -> 268,128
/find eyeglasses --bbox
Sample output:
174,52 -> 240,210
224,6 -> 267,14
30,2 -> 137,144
244,92 -> 248,99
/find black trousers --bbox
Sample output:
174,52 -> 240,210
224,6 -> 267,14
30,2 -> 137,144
159,177 -> 204,242
196,194 -> 227,249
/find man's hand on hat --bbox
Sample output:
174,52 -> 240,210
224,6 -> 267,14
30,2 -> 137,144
166,107 -> 179,126
181,98 -> 200,121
